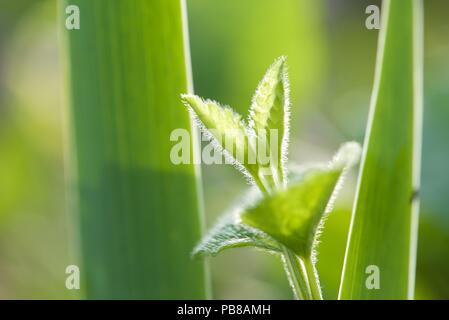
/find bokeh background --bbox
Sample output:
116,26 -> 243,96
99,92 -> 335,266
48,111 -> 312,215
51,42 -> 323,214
0,0 -> 448,299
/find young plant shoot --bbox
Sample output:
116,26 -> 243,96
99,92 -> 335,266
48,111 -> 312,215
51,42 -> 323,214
181,57 -> 361,300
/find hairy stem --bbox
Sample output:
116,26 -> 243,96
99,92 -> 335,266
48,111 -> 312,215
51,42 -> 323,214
281,246 -> 311,300
304,257 -> 323,300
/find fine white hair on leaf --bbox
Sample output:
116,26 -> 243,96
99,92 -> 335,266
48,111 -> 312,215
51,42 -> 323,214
181,94 -> 258,185
311,142 -> 362,264
196,115 -> 253,182
280,254 -> 301,299
324,142 -> 362,217
247,56 -> 291,186
329,141 -> 362,170
247,56 -> 288,129
280,56 -> 291,185
192,187 -> 280,258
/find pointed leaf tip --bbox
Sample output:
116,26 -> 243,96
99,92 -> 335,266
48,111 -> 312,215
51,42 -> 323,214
330,141 -> 362,170
248,56 -> 290,188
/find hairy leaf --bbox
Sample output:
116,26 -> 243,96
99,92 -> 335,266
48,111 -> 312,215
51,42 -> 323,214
241,142 -> 361,257
248,56 -> 290,184
193,215 -> 281,257
181,94 -> 258,180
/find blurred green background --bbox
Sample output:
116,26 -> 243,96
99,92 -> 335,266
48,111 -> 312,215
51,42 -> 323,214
0,0 -> 448,299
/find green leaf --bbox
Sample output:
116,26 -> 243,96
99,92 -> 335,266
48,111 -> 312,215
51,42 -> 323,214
193,215 -> 281,258
241,142 -> 361,257
339,0 -> 423,300
181,94 -> 258,180
248,56 -> 290,184
60,0 -> 209,298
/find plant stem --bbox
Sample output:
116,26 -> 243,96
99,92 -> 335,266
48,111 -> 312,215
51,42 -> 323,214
304,257 -> 323,300
281,246 -> 311,300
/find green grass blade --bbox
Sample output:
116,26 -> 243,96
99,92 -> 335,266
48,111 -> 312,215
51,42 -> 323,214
339,0 -> 423,299
60,0 -> 209,298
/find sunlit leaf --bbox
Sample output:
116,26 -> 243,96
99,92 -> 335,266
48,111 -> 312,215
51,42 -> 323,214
248,56 -> 290,183
242,142 -> 361,257
193,215 -> 281,257
181,94 -> 259,181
